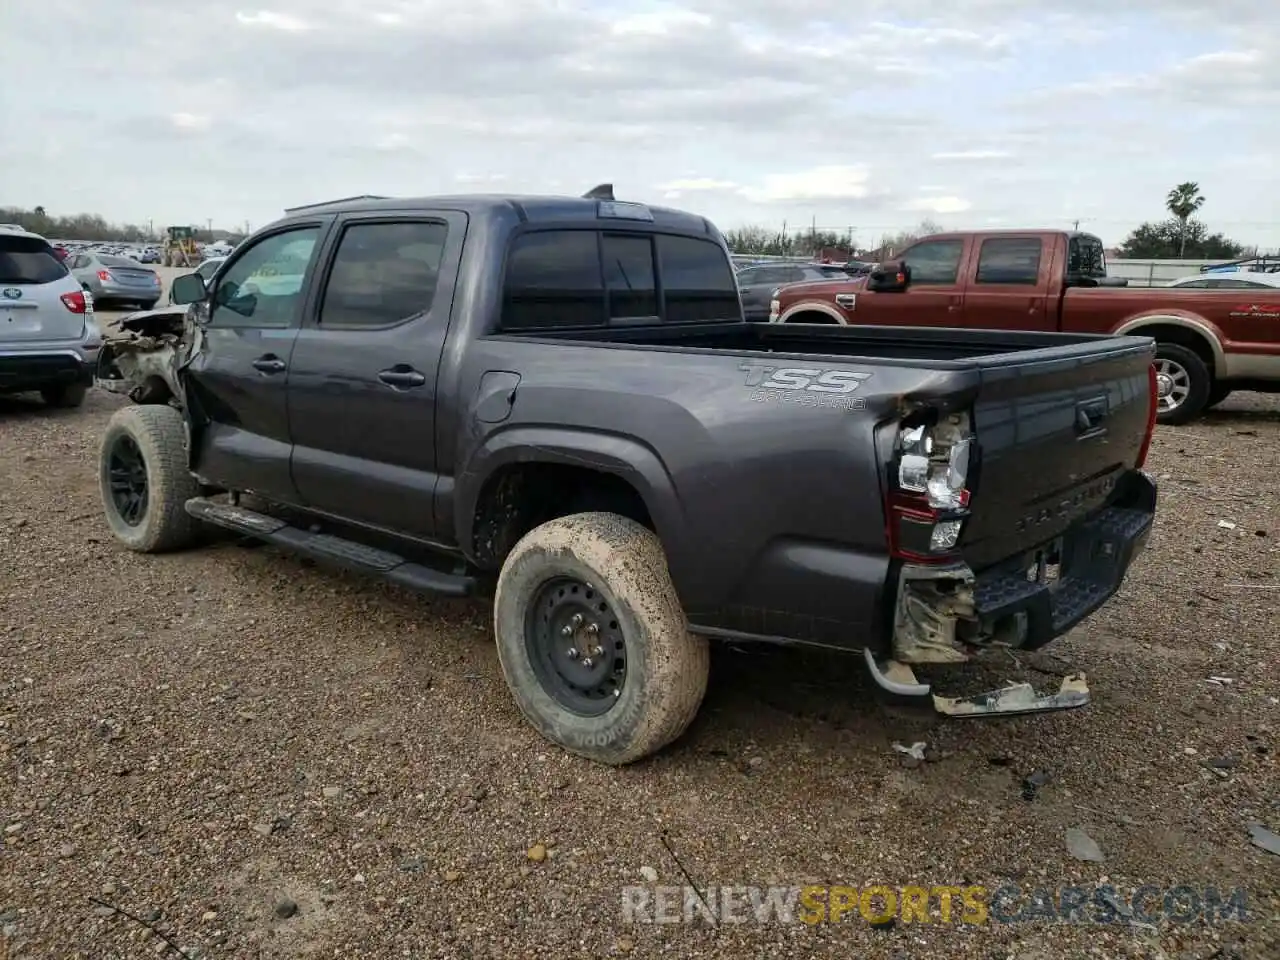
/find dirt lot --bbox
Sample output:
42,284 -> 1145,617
1,293 -> 1278,957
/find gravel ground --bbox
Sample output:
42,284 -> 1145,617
1,291 -> 1277,958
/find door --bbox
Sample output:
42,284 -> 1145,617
286,212 -> 467,541
185,222 -> 328,502
862,238 -> 968,325
962,236 -> 1053,331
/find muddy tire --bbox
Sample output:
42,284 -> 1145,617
99,404 -> 201,553
1153,342 -> 1211,426
493,512 -> 709,765
41,382 -> 87,408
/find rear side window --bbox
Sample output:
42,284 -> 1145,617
502,231 -> 604,330
0,235 -> 67,284
901,239 -> 964,284
319,220 -> 448,328
975,238 -> 1042,285
656,235 -> 739,322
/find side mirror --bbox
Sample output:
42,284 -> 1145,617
169,272 -> 207,305
867,260 -> 911,293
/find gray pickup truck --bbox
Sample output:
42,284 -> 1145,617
95,187 -> 1159,765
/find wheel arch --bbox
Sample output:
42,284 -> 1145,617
1112,315 -> 1225,375
457,428 -> 684,571
778,301 -> 847,324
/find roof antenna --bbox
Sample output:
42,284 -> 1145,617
582,183 -> 614,201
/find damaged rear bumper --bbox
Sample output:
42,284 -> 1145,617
866,472 -> 1156,718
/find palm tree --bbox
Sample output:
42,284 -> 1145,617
1165,182 -> 1205,258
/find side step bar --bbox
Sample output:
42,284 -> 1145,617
185,498 -> 477,598
863,649 -> 1091,718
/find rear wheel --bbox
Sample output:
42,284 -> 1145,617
99,404 -> 201,552
493,512 -> 709,765
41,382 -> 87,408
1153,342 -> 1211,426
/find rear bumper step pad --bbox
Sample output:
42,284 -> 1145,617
863,648 -> 1091,718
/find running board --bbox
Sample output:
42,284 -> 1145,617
862,649 -> 1090,718
184,498 -> 477,598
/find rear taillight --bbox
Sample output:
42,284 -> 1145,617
886,413 -> 974,563
1135,363 -> 1158,469
60,290 -> 88,314
97,269 -> 113,281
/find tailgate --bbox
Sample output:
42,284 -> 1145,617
961,337 -> 1154,570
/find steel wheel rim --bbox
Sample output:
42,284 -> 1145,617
107,435 -> 148,526
526,577 -> 627,717
1154,358 -> 1191,412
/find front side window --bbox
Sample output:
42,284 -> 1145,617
210,226 -> 320,327
319,221 -> 448,328
900,239 -> 965,285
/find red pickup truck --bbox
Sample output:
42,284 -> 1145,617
768,229 -> 1280,424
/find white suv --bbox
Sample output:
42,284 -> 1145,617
0,225 -> 103,408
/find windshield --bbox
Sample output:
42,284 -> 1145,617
0,236 -> 68,284
101,254 -> 144,267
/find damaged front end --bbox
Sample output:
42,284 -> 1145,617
95,307 -> 195,406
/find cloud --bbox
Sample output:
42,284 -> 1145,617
234,9 -> 311,31
931,150 -> 1013,161
4,0 -> 1278,247
170,113 -> 211,132
907,196 -> 973,214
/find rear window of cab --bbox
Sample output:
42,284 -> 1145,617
500,229 -> 739,331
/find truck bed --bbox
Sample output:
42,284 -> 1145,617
530,320 -> 1153,366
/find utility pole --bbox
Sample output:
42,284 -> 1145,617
1073,219 -> 1080,230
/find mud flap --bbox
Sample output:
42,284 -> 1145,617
863,649 -> 1091,718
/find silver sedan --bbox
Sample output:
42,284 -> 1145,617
69,252 -> 163,308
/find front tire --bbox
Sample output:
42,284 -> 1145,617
493,512 -> 709,765
99,404 -> 201,552
1153,342 -> 1211,426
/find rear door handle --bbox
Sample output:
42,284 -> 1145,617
378,365 -> 427,388
251,355 -> 286,374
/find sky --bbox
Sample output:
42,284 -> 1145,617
4,0 -> 1278,248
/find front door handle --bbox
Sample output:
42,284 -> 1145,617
251,355 -> 286,374
378,365 -> 427,388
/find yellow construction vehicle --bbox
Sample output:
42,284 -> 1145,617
162,225 -> 199,267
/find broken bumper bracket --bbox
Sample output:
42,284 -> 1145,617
863,648 -> 1091,718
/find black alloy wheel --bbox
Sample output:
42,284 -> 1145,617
107,434 -> 148,526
